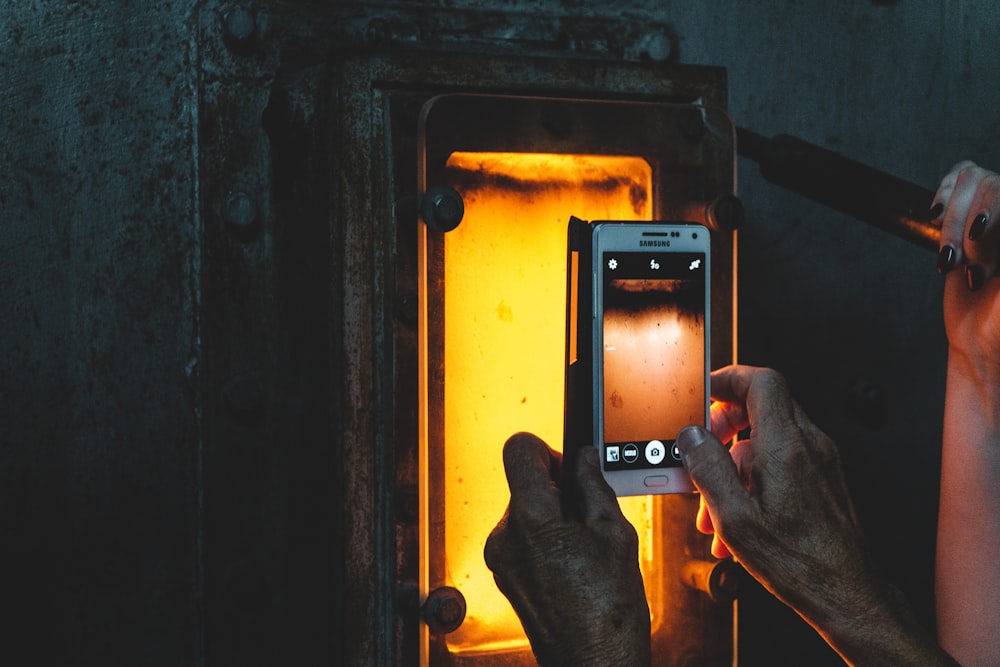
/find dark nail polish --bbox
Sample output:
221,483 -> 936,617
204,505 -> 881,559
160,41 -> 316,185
937,245 -> 956,274
967,264 -> 985,291
969,213 -> 989,241
929,202 -> 944,220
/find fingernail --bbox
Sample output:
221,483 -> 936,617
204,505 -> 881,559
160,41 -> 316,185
967,264 -> 985,291
937,245 -> 956,274
969,213 -> 988,241
675,426 -> 707,464
584,447 -> 599,467
929,202 -> 944,220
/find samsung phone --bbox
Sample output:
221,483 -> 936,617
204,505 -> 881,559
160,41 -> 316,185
591,222 -> 710,496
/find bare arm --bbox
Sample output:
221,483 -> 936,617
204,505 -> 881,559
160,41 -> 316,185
933,162 -> 1000,666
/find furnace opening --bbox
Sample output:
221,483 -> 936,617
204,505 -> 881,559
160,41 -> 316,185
421,152 -> 667,655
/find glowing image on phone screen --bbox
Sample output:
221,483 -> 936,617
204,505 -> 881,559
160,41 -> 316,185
601,251 -> 706,470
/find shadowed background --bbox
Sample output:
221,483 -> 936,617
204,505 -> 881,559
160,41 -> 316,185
2,1 -> 998,664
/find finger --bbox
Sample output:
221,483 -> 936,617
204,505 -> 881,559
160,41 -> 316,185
697,438 -> 751,533
503,432 -> 562,528
938,162 -> 987,272
696,495 -> 714,534
675,425 -> 748,519
575,447 -> 628,525
696,487 -> 733,559
710,365 -> 799,443
711,534 -> 732,560
932,159 -> 977,214
730,439 -> 754,488
483,508 -> 511,573
709,398 -> 747,444
962,172 -> 1000,289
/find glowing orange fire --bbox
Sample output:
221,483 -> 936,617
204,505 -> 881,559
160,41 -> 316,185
420,152 -> 664,657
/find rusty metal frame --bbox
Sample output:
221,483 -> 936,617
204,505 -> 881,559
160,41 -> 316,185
193,1 -> 733,664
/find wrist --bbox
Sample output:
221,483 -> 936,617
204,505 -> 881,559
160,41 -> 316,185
948,348 -> 1000,402
530,597 -> 651,667
565,641 -> 650,667
806,581 -> 955,666
946,351 -> 1000,438
537,629 -> 650,667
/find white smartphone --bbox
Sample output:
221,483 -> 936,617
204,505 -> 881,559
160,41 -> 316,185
591,222 -> 710,496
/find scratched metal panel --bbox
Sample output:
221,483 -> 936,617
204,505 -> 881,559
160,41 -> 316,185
0,2 -> 201,665
4,0 -> 1000,665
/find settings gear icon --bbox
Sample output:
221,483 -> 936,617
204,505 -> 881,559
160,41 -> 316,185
607,258 -> 618,270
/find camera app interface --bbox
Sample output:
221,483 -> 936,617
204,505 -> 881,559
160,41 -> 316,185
601,250 -> 706,470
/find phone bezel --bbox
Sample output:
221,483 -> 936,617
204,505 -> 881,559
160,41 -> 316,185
591,222 -> 710,496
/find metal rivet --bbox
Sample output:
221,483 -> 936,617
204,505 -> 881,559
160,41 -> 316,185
636,28 -> 674,63
710,194 -> 745,232
420,186 -> 465,233
223,191 -> 259,231
223,7 -> 256,49
420,586 -> 467,635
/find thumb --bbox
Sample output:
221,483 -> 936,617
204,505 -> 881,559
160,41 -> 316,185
575,447 -> 628,524
676,425 -> 747,514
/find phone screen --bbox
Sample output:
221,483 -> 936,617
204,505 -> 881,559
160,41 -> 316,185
600,250 -> 707,471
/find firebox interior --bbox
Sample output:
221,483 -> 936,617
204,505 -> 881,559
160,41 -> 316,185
417,94 -> 737,664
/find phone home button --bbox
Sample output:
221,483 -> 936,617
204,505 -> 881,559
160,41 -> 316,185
643,475 -> 668,488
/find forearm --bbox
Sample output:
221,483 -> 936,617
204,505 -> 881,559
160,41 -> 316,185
533,629 -> 650,667
936,354 -> 1000,666
805,581 -> 959,666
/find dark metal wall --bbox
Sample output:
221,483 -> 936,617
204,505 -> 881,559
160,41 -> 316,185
1,2 -> 201,664
2,1 -> 998,665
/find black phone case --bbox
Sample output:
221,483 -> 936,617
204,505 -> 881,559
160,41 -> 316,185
561,216 -> 593,517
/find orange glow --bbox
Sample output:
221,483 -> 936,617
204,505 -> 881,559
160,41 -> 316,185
427,152 -> 662,654
603,286 -> 704,443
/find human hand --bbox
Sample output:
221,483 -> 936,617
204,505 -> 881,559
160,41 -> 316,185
677,365 -> 955,666
933,162 -> 1000,667
484,432 -> 650,667
933,162 -> 1000,383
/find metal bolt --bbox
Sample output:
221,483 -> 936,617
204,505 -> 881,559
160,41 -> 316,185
420,586 -> 467,635
420,186 -> 464,233
681,559 -> 741,604
223,7 -> 256,49
636,28 -> 674,63
223,191 -> 259,231
710,194 -> 745,232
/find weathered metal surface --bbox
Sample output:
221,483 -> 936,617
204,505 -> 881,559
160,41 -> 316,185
194,2 -> 736,664
0,2 -> 201,664
4,0 -> 1000,665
